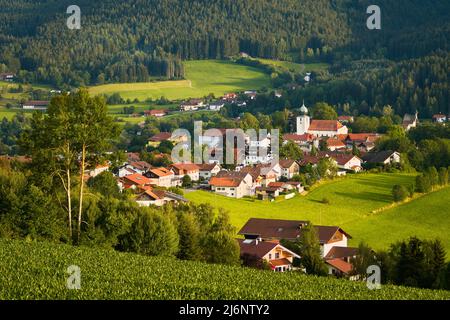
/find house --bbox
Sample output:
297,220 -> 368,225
325,138 -> 346,151
238,239 -> 300,272
255,186 -> 281,199
197,163 -> 221,180
222,93 -> 238,102
244,90 -> 257,100
148,132 -> 188,147
340,133 -> 382,150
209,172 -> 253,198
338,116 -> 354,124
145,109 -> 167,117
325,247 -> 359,279
0,73 -> 15,81
128,161 -> 153,175
180,99 -> 205,111
267,182 -> 295,193
121,173 -> 152,189
278,159 -> 300,179
87,163 -> 110,178
362,150 -> 401,166
22,100 -> 50,110
328,153 -> 363,172
144,167 -> 174,188
238,218 -> 355,258
136,189 -> 189,207
170,163 -> 200,181
432,114 -> 447,123
402,112 -> 419,131
209,101 -> 225,111
296,102 -> 348,137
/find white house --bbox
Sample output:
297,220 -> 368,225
144,167 -> 174,188
198,163 -> 221,180
209,172 -> 253,198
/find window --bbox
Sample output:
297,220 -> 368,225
275,253 -> 280,259
268,254 -> 272,259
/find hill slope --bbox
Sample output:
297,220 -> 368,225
0,239 -> 448,300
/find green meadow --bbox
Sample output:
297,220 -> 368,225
185,173 -> 450,255
89,60 -> 272,101
257,58 -> 329,73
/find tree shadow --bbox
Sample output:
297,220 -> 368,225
334,191 -> 392,203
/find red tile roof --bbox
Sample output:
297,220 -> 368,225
123,173 -> 152,186
283,133 -> 314,142
326,138 -> 346,148
209,176 -> 244,187
148,167 -> 173,177
270,258 -> 292,267
309,120 -> 343,132
326,258 -> 353,274
278,159 -> 297,168
149,132 -> 172,142
170,163 -> 200,171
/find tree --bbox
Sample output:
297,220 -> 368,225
392,185 -> 408,202
240,113 -> 259,130
119,209 -> 179,257
71,89 -> 120,243
182,175 -> 192,188
87,171 -> 121,199
280,140 -> 303,160
425,166 -> 439,187
395,237 -> 426,287
415,174 -> 431,193
176,212 -> 202,261
350,242 -> 376,279
311,102 -> 337,120
438,167 -> 448,186
297,223 -> 328,276
423,239 -> 447,289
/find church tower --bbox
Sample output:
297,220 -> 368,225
296,101 -> 310,135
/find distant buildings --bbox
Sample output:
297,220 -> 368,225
432,114 -> 447,123
402,111 -> 419,131
145,109 -> 167,117
0,73 -> 15,81
296,103 -> 348,137
22,100 -> 50,110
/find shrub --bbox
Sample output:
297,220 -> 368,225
321,197 -> 330,205
392,185 -> 408,202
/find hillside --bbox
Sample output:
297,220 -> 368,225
89,60 -> 271,101
186,174 -> 450,254
1,0 -> 449,87
1,239 -> 448,300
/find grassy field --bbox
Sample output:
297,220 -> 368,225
257,58 -> 329,73
89,60 -> 272,101
185,173 -> 450,254
1,239 -> 448,300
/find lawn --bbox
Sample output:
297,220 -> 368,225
185,173 -> 450,254
89,60 -> 271,101
257,58 -> 329,73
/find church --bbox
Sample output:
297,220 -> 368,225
296,103 -> 348,138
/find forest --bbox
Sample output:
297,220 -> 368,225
0,0 -> 449,90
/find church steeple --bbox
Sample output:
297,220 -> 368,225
300,100 -> 308,115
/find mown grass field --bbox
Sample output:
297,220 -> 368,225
257,58 -> 329,73
186,173 -> 450,254
1,239 -> 448,300
89,60 -> 272,101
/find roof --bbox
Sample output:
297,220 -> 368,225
338,116 -> 354,121
325,258 -> 353,274
344,133 -> 380,143
148,167 -> 173,177
123,173 -> 152,186
433,114 -> 446,119
23,100 -> 49,106
237,239 -> 278,258
362,150 -> 399,163
326,138 -> 346,148
170,163 -> 200,171
309,120 -> 344,132
328,153 -> 361,166
278,159 -> 297,169
270,258 -> 292,267
283,133 -> 314,142
127,152 -> 140,162
325,246 -> 359,260
145,109 -> 166,116
149,132 -> 172,142
238,218 -> 351,243
129,161 -> 152,171
197,163 -> 219,171
210,176 -> 245,187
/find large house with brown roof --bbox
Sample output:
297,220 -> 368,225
136,188 -> 188,207
198,163 -> 221,180
278,159 -> 300,179
238,239 -> 300,272
144,167 -> 175,187
296,103 -> 348,138
209,171 -> 253,198
238,218 -> 359,277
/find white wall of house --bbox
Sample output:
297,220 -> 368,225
322,237 -> 348,257
340,157 -> 362,171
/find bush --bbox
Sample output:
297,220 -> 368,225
321,197 -> 330,205
415,174 -> 432,193
392,185 -> 408,202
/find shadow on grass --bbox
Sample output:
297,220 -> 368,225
334,191 -> 392,203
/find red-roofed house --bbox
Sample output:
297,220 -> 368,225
145,109 -> 167,117
170,163 -> 200,181
122,173 -> 152,189
136,188 -> 189,207
144,167 -> 174,187
209,172 -> 253,198
238,239 -> 300,272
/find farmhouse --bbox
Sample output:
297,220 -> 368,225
238,218 -> 354,257
170,163 -> 200,181
197,163 -> 221,180
209,171 -> 253,198
0,72 -> 15,81
362,150 -> 401,166
144,167 -> 174,188
432,114 -> 447,123
22,100 -> 50,110
238,239 -> 300,272
180,99 -> 205,111
136,189 -> 188,207
145,109 -> 167,117
278,159 -> 300,179
296,103 -> 348,137
402,112 -> 419,131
